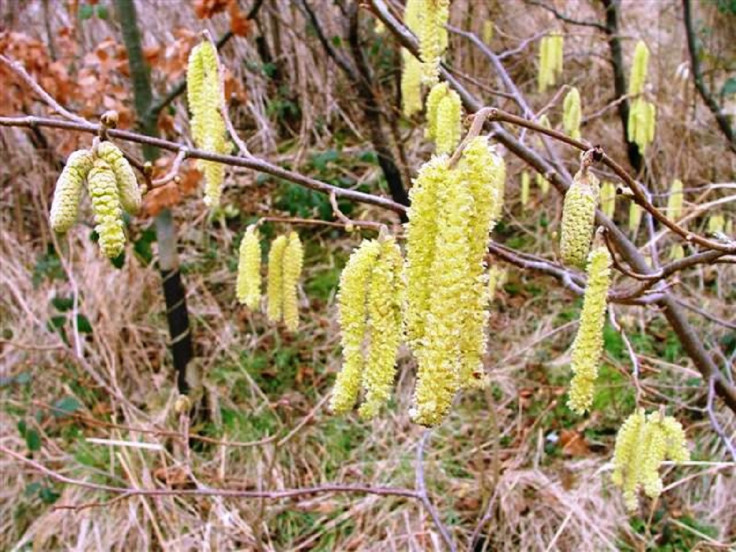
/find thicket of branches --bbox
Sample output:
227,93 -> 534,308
0,1 -> 734,550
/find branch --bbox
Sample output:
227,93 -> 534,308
525,0 -> 607,31
707,377 -> 736,462
0,115 -> 406,215
415,432 -> 456,552
682,0 -> 736,153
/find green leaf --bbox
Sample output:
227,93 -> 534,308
720,77 -> 736,97
39,486 -> 60,504
96,4 -> 109,20
24,482 -> 41,497
76,314 -> 93,334
53,396 -> 82,418
25,428 -> 41,452
79,4 -> 94,20
110,250 -> 125,269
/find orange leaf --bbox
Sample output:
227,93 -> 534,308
194,0 -> 229,19
142,183 -> 181,217
228,0 -> 251,37
559,429 -> 590,457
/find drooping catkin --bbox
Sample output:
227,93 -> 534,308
628,97 -> 656,153
359,237 -> 404,419
50,149 -> 94,233
419,0 -> 450,85
563,87 -> 582,140
629,201 -> 642,233
87,158 -> 126,258
434,89 -> 462,154
560,167 -> 600,268
708,213 -> 725,234
612,409 -> 689,511
96,141 -> 141,214
600,181 -> 617,219
537,32 -> 564,92
520,171 -> 530,210
536,172 -> 550,197
567,235 -> 611,414
425,82 -> 448,140
405,155 -> 448,350
282,232 -> 304,332
236,225 -> 262,309
187,40 -> 228,206
666,179 -> 683,220
267,235 -> 288,322
668,243 -> 685,261
454,137 -> 506,388
410,165 -> 473,426
628,41 -> 650,96
331,240 -> 381,414
401,0 -> 423,117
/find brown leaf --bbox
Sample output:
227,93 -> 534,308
228,0 -> 251,37
559,429 -> 590,457
142,183 -> 181,217
194,0 -> 229,19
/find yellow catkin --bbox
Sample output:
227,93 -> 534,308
50,149 -> 94,233
410,165 -> 473,426
628,41 -> 650,96
401,50 -> 423,117
434,89 -> 462,154
612,409 -> 689,511
359,237 -> 404,419
666,179 -> 684,220
668,243 -> 685,261
600,181 -> 617,219
420,0 -> 450,85
563,87 -> 582,140
96,141 -> 141,214
236,225 -> 262,309
425,82 -> 448,140
628,97 -> 656,153
282,232 -> 304,332
87,158 -> 126,258
482,20 -> 493,43
560,167 -> 600,268
629,202 -> 642,233
538,32 -> 564,92
521,171 -> 530,210
567,239 -> 611,414
454,137 -> 506,388
331,240 -> 382,414
266,235 -> 288,323
536,172 -> 550,197
187,40 -> 228,206
708,214 -> 725,234
405,155 -> 448,350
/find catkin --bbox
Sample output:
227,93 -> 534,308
282,232 -> 304,332
434,89 -> 462,154
567,237 -> 611,414
425,82 -> 448,140
560,167 -> 600,268
520,171 -> 530,210
629,202 -> 642,233
708,213 -> 725,234
536,172 -> 550,197
331,240 -> 382,414
96,141 -> 141,214
419,0 -> 450,85
537,32 -> 564,92
563,87 -> 582,140
454,137 -> 506,388
359,237 -> 404,419
267,235 -> 288,322
666,179 -> 683,220
401,0 -> 423,117
87,158 -> 126,258
600,181 -> 617,219
628,41 -> 650,96
236,225 -> 262,309
628,97 -> 656,153
187,40 -> 228,206
50,149 -> 94,233
405,155 -> 448,350
612,409 -> 689,511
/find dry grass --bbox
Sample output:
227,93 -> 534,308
1,1 -> 735,550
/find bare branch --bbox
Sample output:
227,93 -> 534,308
524,0 -> 607,31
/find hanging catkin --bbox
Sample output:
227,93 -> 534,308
331,240 -> 382,414
600,181 -> 617,219
629,201 -> 642,233
537,32 -> 564,92
50,149 -> 94,233
434,89 -> 462,154
567,233 -> 611,414
187,40 -> 228,206
563,87 -> 582,140
401,0 -> 423,117
96,141 -> 141,214
560,165 -> 600,268
612,409 -> 689,511
236,225 -> 262,309
87,158 -> 126,258
419,0 -> 450,85
425,82 -> 449,141
267,235 -> 288,322
666,179 -> 683,220
628,41 -> 650,96
520,171 -> 530,210
282,232 -> 304,332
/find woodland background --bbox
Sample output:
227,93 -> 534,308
0,0 -> 734,550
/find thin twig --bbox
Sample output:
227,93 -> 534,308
415,431 -> 456,552
706,377 -> 736,462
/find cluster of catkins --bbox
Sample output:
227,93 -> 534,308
186,39 -> 229,207
331,136 -> 506,426
612,409 -> 689,511
50,141 -> 141,258
537,32 -> 564,92
236,226 -> 304,332
627,41 -> 656,153
400,0 -> 451,116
